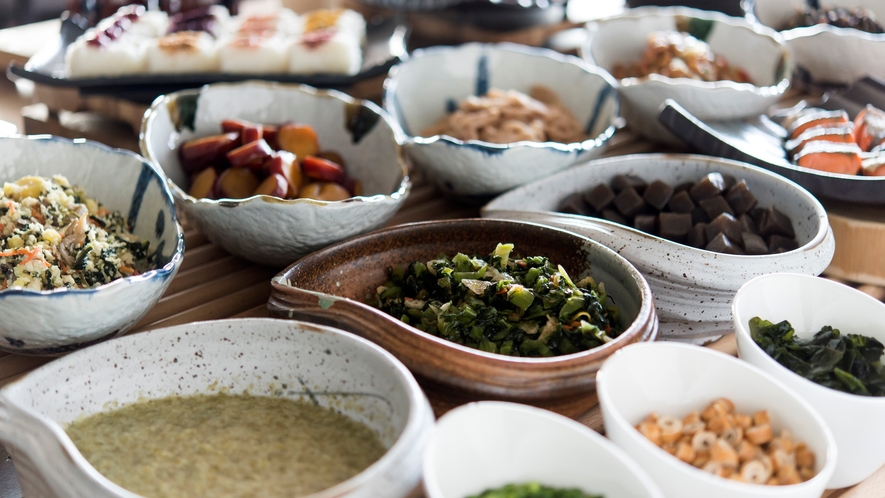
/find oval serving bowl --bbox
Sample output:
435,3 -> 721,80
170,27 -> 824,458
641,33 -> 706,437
583,6 -> 791,144
483,153 -> 835,341
140,81 -> 410,267
733,273 -> 885,488
268,219 -> 658,416
0,136 -> 183,355
424,401 -> 665,498
382,42 -> 619,198
0,318 -> 434,498
598,342 -> 837,498
752,0 -> 885,85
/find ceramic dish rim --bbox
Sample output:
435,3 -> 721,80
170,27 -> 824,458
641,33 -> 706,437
597,341 -> 838,493
748,3 -> 885,42
0,134 -> 185,298
733,272 -> 885,406
139,80 -> 412,208
382,41 -> 620,153
481,152 -> 830,260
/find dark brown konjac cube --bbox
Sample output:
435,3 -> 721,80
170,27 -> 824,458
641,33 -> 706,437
706,233 -> 745,254
687,223 -> 708,248
613,187 -> 646,218
634,214 -> 657,234
658,212 -> 693,242
768,234 -> 800,253
722,174 -> 738,190
559,193 -> 593,215
611,174 -> 647,194
757,207 -> 796,238
584,183 -> 616,212
705,213 -> 743,243
699,195 -> 735,220
691,205 -> 711,225
689,173 -> 727,201
738,213 -> 758,234
726,181 -> 757,216
643,180 -> 674,211
742,232 -> 768,255
749,206 -> 767,224
602,208 -> 628,225
674,182 -> 694,193
668,190 -> 695,213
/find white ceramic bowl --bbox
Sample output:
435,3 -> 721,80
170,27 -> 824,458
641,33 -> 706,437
383,42 -> 619,198
753,0 -> 885,84
483,153 -> 835,341
733,273 -> 885,488
423,401 -> 664,498
140,81 -> 410,267
0,136 -> 184,355
583,6 -> 791,144
0,318 -> 434,498
597,342 -> 837,498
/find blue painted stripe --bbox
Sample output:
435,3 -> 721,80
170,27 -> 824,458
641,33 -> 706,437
446,98 -> 457,113
127,163 -> 154,231
585,84 -> 615,136
476,53 -> 489,97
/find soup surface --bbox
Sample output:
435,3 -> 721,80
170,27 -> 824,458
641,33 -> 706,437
65,393 -> 387,498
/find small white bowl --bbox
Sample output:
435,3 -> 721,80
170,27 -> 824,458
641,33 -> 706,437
753,0 -> 885,84
733,273 -> 885,488
597,342 -> 837,498
383,42 -> 619,198
482,153 -> 835,341
584,6 -> 791,143
0,318 -> 434,498
140,81 -> 410,267
0,136 -> 184,354
423,401 -> 664,498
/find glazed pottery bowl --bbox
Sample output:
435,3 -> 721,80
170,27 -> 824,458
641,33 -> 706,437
0,318 -> 434,498
583,6 -> 790,144
733,273 -> 885,488
268,219 -> 658,416
140,81 -> 410,267
598,342 -> 837,498
752,0 -> 885,84
423,401 -> 665,498
382,43 -> 618,198
0,136 -> 183,355
483,153 -> 834,341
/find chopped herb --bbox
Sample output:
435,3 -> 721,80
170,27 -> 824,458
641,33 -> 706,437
468,482 -> 603,498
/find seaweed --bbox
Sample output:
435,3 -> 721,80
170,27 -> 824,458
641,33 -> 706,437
469,483 -> 602,498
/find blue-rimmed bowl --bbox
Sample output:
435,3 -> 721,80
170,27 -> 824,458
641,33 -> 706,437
0,136 -> 184,355
383,43 -> 619,198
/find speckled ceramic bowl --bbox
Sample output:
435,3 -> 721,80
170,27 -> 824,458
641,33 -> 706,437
752,0 -> 885,84
583,6 -> 791,144
483,154 -> 834,341
382,43 -> 619,198
0,136 -> 183,355
140,81 -> 410,267
0,318 -> 434,498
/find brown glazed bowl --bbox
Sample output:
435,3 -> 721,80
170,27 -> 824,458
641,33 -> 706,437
269,219 -> 658,416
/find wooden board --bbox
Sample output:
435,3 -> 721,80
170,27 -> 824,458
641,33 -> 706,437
823,199 -> 885,286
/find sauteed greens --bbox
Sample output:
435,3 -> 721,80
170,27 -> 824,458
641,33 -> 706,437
468,482 -> 603,498
750,317 -> 885,396
373,243 -> 621,357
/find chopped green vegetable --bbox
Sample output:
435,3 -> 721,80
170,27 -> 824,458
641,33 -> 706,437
373,243 -> 621,357
749,317 -> 885,396
468,482 -> 603,498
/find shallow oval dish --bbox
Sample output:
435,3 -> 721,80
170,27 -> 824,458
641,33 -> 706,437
482,153 -> 834,341
0,136 -> 183,355
597,342 -> 837,498
583,6 -> 791,144
0,318 -> 434,498
140,81 -> 410,267
733,273 -> 885,488
752,0 -> 885,84
382,43 -> 618,198
268,219 -> 658,417
424,401 -> 665,498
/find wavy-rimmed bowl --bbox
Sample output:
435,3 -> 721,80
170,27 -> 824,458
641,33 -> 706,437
483,153 -> 834,341
140,81 -> 410,267
0,136 -> 184,355
583,6 -> 791,144
424,401 -> 665,498
733,273 -> 885,488
268,219 -> 658,417
598,342 -> 837,498
0,318 -> 434,498
382,43 -> 619,198
752,0 -> 885,84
